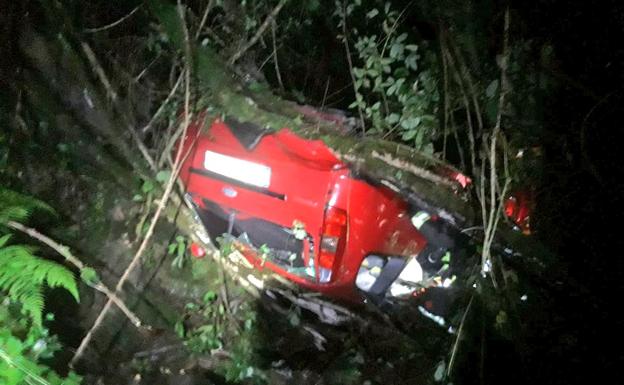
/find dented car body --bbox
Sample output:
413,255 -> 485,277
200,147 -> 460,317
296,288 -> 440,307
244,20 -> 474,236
178,116 -> 516,313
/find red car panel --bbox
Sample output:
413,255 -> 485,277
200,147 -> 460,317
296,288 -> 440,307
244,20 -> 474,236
179,118 -> 434,303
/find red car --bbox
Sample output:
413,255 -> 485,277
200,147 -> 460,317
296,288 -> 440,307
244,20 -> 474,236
179,116 -> 474,310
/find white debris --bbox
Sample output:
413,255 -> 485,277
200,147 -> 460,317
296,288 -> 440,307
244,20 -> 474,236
246,274 -> 264,289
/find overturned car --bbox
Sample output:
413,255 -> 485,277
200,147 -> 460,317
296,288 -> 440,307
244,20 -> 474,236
178,114 -> 512,321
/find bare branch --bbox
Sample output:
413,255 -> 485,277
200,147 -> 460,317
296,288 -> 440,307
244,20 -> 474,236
271,19 -> 285,91
340,1 -> 366,134
447,295 -> 475,377
70,2 -> 196,366
481,7 -> 511,278
195,0 -> 215,39
83,5 -> 141,34
81,41 -> 158,172
6,221 -> 144,329
142,72 -> 184,135
229,0 -> 288,65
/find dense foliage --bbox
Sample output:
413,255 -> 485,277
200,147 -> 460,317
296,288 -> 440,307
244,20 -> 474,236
0,190 -> 81,385
0,0 -> 622,384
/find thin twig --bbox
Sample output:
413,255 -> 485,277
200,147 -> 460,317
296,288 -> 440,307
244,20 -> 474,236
340,1 -> 366,134
195,0 -> 215,39
6,221 -> 144,328
141,72 -> 184,135
271,19 -> 285,91
0,349 -> 51,385
70,2 -> 194,366
441,40 -> 478,184
81,42 -> 117,101
447,294 -> 475,378
81,41 -> 158,171
482,8 -> 510,274
229,0 -> 288,65
447,33 -> 484,135
440,22 -> 450,161
450,113 -> 466,171
83,5 -> 141,33
379,2 -> 413,59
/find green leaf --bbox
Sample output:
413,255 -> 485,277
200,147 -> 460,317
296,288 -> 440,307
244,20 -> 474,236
433,360 -> 446,382
486,79 -> 499,99
401,129 -> 417,140
0,234 -> 11,248
141,180 -> 155,194
400,117 -> 421,130
156,170 -> 171,183
174,321 -> 185,338
80,267 -> 99,285
366,9 -> 379,19
405,54 -> 418,70
390,43 -> 404,59
386,113 -> 400,124
203,291 -> 217,303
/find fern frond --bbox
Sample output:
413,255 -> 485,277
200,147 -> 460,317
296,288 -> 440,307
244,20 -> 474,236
18,288 -> 45,327
0,241 -> 78,326
41,263 -> 79,301
0,188 -> 54,224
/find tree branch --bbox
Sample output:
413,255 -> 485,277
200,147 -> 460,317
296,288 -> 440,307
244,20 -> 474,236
5,221 -> 144,329
70,2 -> 195,366
228,0 -> 288,65
83,5 -> 142,34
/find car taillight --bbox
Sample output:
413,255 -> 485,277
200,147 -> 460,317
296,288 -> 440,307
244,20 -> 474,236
318,206 -> 347,282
